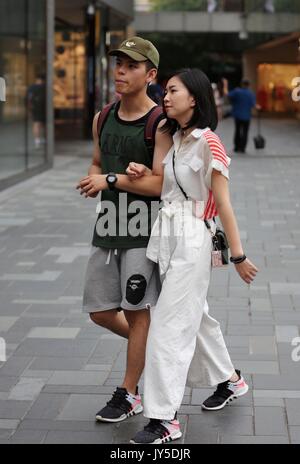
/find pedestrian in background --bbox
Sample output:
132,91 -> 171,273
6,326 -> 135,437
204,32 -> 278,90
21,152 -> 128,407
223,78 -> 256,154
147,77 -> 164,105
212,82 -> 223,121
27,74 -> 46,149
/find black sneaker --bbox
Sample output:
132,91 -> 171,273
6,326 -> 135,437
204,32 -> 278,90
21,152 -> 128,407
130,418 -> 182,444
202,370 -> 249,411
95,387 -> 143,423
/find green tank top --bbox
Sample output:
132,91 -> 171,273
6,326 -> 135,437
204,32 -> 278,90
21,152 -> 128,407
92,102 -> 162,249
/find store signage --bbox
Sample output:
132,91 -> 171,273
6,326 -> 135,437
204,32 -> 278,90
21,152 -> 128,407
0,77 -> 6,102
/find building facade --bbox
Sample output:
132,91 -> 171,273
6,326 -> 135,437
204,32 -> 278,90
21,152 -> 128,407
244,33 -> 300,117
55,0 -> 134,139
0,0 -> 54,191
0,0 -> 134,191
134,0 -> 300,116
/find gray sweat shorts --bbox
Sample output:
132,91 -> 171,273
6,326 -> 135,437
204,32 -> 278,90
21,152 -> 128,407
82,246 -> 161,313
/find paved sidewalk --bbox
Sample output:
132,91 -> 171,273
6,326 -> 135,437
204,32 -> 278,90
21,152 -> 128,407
0,120 -> 300,444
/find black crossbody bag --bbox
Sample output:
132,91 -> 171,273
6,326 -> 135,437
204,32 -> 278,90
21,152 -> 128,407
172,151 -> 229,266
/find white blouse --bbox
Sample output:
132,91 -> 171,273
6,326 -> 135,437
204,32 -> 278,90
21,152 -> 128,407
161,127 -> 231,219
146,127 -> 231,273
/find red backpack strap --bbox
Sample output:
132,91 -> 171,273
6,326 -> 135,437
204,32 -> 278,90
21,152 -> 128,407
97,103 -> 115,138
144,106 -> 165,153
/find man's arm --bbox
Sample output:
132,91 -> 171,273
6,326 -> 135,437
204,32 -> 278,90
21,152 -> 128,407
77,119 -> 173,198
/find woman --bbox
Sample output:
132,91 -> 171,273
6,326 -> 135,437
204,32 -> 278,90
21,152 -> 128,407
126,69 -> 258,444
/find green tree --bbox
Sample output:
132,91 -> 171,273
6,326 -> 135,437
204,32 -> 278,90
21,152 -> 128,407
274,0 -> 300,12
150,0 -> 300,12
150,0 -> 206,12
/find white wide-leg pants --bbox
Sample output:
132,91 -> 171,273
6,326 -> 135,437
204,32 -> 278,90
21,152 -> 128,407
144,217 -> 235,420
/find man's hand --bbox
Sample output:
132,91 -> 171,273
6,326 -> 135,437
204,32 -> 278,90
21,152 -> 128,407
76,174 -> 108,198
126,163 -> 152,180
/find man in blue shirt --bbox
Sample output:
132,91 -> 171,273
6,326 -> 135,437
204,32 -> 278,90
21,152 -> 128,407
224,79 -> 256,153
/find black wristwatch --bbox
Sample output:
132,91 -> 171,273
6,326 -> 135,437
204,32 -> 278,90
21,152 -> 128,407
106,173 -> 118,191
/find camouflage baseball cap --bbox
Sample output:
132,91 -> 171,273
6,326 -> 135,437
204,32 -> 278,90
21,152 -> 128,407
109,36 -> 159,69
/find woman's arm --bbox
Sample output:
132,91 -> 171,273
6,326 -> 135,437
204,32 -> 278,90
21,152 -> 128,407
211,169 -> 258,284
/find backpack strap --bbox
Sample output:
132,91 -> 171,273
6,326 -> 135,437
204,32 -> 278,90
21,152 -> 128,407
144,106 -> 164,155
97,102 -> 115,138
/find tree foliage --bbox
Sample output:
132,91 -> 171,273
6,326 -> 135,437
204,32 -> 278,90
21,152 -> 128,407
150,0 -> 206,12
149,0 -> 299,13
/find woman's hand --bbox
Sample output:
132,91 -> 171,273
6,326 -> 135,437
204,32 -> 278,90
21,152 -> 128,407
76,175 -> 107,198
234,258 -> 258,284
126,162 -> 152,180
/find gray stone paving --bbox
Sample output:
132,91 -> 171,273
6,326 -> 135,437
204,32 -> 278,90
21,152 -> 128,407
0,119 -> 300,444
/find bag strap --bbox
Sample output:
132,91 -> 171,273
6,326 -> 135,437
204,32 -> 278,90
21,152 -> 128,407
144,106 -> 164,154
97,102 -> 115,137
172,150 -> 214,232
172,151 -> 188,200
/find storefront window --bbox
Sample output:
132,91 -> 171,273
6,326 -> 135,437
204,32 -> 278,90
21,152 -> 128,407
257,63 -> 300,114
54,27 -> 86,139
0,0 -> 47,182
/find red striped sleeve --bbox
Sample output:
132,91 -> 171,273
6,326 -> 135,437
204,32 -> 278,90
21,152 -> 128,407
203,131 -> 228,167
203,131 -> 229,220
204,190 -> 217,219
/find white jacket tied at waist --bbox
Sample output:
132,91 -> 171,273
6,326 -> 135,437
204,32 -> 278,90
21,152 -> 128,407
146,200 -> 212,275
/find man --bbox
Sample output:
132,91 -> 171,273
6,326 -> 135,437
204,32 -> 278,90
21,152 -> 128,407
207,0 -> 217,13
147,78 -> 164,105
264,0 -> 275,13
27,74 -> 46,149
223,78 -> 256,154
77,37 -> 172,423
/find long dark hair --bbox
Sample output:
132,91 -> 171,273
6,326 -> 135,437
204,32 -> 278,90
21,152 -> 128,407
161,68 -> 218,134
